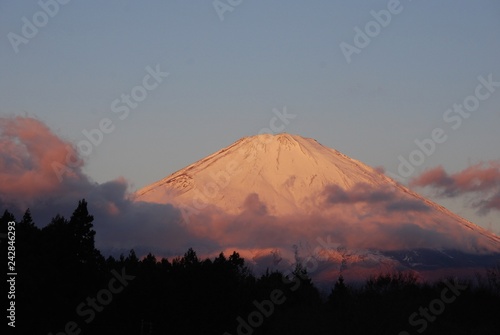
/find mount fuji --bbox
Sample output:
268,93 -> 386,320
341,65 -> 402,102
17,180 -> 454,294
135,134 -> 500,281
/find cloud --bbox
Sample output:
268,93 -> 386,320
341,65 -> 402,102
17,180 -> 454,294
385,199 -> 430,212
242,193 -> 268,216
0,117 -> 188,256
175,180 -> 495,257
410,162 -> 500,213
324,183 -> 392,204
0,116 -> 86,204
323,183 -> 429,213
1,117 -> 499,282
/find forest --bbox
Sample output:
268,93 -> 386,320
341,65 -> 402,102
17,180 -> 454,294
2,199 -> 500,335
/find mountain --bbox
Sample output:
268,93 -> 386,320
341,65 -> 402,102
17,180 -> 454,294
138,133 -> 394,215
135,133 -> 500,281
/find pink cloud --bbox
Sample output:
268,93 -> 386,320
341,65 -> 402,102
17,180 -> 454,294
178,182 -> 497,255
0,116 -> 189,255
0,117 -> 86,205
411,162 -> 500,213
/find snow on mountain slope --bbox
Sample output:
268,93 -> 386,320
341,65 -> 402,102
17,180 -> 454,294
135,133 -> 500,256
137,133 -> 392,213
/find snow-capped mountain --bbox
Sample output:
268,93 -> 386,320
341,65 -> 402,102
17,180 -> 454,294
135,133 -> 500,281
137,133 -> 394,215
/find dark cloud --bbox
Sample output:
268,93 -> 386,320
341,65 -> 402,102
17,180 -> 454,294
324,183 -> 393,204
323,183 -> 429,213
242,193 -> 268,216
385,199 -> 429,212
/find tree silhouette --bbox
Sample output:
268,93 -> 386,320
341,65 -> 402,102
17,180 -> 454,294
329,274 -> 349,308
69,199 -> 102,268
0,209 -> 16,226
3,200 -> 499,335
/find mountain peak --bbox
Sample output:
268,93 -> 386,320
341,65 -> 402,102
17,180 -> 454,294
242,133 -> 312,149
255,132 -> 306,141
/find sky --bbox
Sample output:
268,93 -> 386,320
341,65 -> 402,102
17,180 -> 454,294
1,0 -> 499,236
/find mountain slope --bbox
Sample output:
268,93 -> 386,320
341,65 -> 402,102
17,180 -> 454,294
135,133 -> 500,276
138,133 -> 398,214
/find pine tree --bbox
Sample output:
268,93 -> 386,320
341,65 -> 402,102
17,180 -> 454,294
0,209 -> 16,225
18,208 -> 40,243
69,199 -> 97,264
20,208 -> 34,226
0,210 -> 16,247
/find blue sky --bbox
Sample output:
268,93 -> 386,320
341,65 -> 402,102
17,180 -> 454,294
1,0 -> 499,231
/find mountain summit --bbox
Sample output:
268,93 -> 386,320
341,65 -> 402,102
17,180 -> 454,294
136,134 -> 500,280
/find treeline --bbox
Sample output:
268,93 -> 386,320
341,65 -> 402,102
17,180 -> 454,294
2,199 -> 500,335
